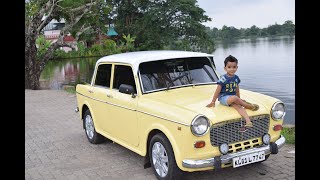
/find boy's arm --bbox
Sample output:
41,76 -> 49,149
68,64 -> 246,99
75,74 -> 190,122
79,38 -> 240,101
236,86 -> 240,98
206,85 -> 222,107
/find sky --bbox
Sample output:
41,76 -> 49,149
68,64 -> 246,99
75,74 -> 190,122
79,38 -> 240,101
196,0 -> 295,29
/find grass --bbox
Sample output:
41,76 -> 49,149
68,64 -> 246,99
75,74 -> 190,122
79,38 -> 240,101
63,85 -> 76,94
281,126 -> 295,144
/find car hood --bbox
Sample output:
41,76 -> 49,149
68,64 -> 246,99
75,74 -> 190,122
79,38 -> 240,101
141,85 -> 269,125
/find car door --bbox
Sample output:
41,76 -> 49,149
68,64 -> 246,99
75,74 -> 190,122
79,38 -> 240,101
107,64 -> 139,146
90,63 -> 113,134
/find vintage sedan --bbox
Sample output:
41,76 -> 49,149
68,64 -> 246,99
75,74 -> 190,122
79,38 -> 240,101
75,50 -> 286,180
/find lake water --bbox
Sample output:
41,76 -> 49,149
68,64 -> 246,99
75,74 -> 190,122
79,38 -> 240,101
40,36 -> 295,125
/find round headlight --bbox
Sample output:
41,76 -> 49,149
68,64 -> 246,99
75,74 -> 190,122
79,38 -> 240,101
262,134 -> 271,145
219,143 -> 229,154
191,115 -> 209,136
271,102 -> 286,120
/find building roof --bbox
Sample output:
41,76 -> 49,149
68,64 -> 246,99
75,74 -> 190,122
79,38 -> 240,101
96,50 -> 213,74
106,26 -> 118,36
63,36 -> 75,42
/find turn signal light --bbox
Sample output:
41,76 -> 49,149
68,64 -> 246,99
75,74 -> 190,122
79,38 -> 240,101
273,124 -> 283,131
194,141 -> 205,148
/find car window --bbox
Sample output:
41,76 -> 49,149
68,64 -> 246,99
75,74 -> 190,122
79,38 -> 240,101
94,64 -> 112,87
139,57 -> 219,93
113,65 -> 137,93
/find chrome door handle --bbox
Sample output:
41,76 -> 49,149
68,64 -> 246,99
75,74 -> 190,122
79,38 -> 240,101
107,94 -> 113,98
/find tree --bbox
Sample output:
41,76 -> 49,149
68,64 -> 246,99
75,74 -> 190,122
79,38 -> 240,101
107,0 -> 214,52
249,25 -> 260,37
266,23 -> 282,36
282,20 -> 295,35
25,0 -> 107,89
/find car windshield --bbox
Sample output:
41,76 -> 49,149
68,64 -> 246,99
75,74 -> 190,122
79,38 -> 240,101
139,57 -> 219,93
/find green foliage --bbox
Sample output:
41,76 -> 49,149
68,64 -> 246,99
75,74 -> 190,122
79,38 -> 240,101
281,127 -> 295,144
77,42 -> 86,57
53,39 -> 123,59
207,20 -> 295,40
121,34 -> 136,52
108,0 -> 214,53
36,35 -> 52,59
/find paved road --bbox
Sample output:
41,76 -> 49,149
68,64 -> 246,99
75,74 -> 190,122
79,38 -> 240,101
25,90 -> 295,180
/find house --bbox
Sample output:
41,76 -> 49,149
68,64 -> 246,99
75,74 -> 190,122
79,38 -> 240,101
42,19 -> 77,52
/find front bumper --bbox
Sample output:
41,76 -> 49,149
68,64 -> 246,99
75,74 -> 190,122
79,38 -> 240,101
182,135 -> 285,169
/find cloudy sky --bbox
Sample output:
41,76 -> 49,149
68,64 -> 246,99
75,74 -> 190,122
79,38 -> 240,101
196,0 -> 295,29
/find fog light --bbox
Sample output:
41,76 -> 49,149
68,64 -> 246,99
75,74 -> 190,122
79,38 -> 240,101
194,141 -> 205,148
219,143 -> 229,154
262,134 -> 271,145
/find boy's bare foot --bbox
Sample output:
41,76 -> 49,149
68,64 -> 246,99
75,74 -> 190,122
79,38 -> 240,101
242,99 -> 259,111
250,104 -> 259,111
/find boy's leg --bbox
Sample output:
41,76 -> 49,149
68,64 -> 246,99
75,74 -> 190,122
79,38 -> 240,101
230,104 -> 253,132
227,96 -> 254,109
230,104 -> 251,124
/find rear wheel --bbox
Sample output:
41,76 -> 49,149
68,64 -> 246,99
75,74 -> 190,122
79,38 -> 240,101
149,133 -> 183,180
84,109 -> 104,144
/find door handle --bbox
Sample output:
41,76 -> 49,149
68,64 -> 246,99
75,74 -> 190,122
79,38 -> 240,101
107,94 -> 113,98
88,90 -> 93,93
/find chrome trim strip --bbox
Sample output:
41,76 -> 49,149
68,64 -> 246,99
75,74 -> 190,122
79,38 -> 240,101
108,102 -> 136,111
182,135 -> 286,169
136,110 -> 190,126
76,92 -> 190,126
77,92 -> 107,103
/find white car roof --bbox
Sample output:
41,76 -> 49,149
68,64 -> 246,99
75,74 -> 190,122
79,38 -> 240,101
96,50 -> 214,74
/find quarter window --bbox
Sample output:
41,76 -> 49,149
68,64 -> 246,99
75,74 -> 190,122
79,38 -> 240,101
94,64 -> 112,87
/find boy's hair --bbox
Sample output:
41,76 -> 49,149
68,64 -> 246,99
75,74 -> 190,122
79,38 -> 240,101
224,55 -> 238,67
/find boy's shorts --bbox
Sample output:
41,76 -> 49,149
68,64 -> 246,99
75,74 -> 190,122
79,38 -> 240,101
219,95 -> 233,106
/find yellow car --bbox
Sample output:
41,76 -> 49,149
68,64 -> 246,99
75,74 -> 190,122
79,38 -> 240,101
75,50 -> 286,179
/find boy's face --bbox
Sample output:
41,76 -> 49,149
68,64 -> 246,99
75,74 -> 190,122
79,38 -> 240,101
224,61 -> 238,76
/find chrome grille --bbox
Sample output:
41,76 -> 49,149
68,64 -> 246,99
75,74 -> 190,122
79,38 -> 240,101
210,114 -> 270,146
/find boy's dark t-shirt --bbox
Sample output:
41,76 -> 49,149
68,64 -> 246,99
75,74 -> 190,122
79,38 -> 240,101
217,74 -> 241,100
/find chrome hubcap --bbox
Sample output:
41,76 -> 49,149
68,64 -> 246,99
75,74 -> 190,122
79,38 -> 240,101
85,115 -> 94,139
152,142 -> 169,177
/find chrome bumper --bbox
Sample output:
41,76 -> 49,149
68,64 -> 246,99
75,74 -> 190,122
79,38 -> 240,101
182,135 -> 285,169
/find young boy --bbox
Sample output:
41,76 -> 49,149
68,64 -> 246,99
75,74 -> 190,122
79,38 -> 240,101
206,55 -> 259,132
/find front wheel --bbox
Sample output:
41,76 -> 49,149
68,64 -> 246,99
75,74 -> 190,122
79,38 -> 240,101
149,133 -> 182,180
84,109 -> 104,144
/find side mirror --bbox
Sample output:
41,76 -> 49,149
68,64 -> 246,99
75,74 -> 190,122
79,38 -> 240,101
119,84 -> 136,98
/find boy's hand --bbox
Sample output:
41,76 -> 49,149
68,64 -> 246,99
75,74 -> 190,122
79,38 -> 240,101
206,102 -> 215,107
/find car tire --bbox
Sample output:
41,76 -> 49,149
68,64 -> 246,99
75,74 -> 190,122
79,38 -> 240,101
149,133 -> 183,180
84,109 -> 104,144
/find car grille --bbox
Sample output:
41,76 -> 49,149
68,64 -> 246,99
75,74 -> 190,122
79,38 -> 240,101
210,114 -> 270,146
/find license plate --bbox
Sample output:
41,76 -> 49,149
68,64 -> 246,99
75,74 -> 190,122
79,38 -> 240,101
232,151 -> 265,168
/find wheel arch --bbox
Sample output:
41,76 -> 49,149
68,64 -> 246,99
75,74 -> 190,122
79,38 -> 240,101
144,126 -> 182,170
